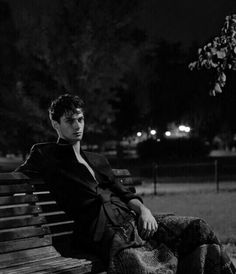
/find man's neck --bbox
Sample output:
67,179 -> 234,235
72,141 -> 81,155
58,137 -> 80,149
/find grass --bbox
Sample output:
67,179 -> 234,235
142,191 -> 236,244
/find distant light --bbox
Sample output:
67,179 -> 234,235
157,138 -> 161,142
137,131 -> 142,137
179,125 -> 186,131
165,131 -> 171,137
179,125 -> 191,133
150,129 -> 156,135
185,126 -> 191,133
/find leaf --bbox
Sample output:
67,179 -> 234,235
188,61 -> 197,70
216,50 -> 227,59
189,13 -> 236,95
214,82 -> 222,93
219,72 -> 226,83
209,60 -> 218,68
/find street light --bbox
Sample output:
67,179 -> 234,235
179,125 -> 191,133
165,131 -> 171,137
185,126 -> 191,133
179,125 -> 186,131
150,129 -> 157,135
137,131 -> 142,137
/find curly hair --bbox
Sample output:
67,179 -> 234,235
49,94 -> 84,122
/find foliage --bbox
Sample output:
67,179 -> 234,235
0,87 -> 52,157
189,14 -> 236,95
0,1 -> 55,156
18,0 -> 143,133
0,0 -> 145,155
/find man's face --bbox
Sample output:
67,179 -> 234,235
54,108 -> 85,144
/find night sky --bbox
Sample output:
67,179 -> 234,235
138,0 -> 236,46
6,0 -> 236,47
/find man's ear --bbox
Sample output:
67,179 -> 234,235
51,119 -> 59,131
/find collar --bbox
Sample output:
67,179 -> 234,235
57,138 -> 113,185
57,137 -> 85,156
57,138 -> 72,145
57,138 -> 66,144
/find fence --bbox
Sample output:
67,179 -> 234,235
151,159 -> 236,195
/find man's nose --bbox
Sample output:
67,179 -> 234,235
73,120 -> 80,129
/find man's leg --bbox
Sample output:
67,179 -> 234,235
153,215 -> 236,273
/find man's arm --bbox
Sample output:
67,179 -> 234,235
95,153 -> 144,203
15,145 -> 43,176
94,153 -> 158,239
128,198 -> 158,240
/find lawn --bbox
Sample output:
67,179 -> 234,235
142,191 -> 236,244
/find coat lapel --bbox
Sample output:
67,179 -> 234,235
56,138 -> 114,183
83,151 -> 114,183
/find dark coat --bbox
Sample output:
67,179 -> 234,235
16,139 -> 142,243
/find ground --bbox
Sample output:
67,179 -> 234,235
136,184 -> 236,267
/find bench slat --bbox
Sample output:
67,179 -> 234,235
29,258 -> 91,274
0,172 -> 29,182
0,216 -> 46,229
30,178 -> 47,185
39,203 -> 66,213
0,169 -> 134,273
49,231 -> 74,238
41,213 -> 72,224
33,184 -> 54,193
0,246 -> 60,269
112,169 -> 131,176
115,177 -> 133,186
43,222 -> 74,237
0,226 -> 50,242
2,256 -> 92,274
0,235 -> 52,254
0,205 -> 42,218
0,184 -> 34,194
36,193 -> 55,202
0,194 -> 38,205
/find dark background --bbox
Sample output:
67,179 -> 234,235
0,0 -> 236,162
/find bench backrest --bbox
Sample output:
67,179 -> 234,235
0,172 -> 60,269
0,169 -> 134,263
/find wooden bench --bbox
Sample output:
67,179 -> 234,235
0,169 -> 136,274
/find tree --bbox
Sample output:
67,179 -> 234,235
189,14 -> 236,95
188,14 -> 236,148
0,0 -> 146,155
0,1 -> 21,154
17,0 -> 143,134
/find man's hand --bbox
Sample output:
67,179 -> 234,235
128,199 -> 158,240
138,207 -> 158,239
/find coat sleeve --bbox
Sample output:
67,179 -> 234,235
15,145 -> 44,177
99,154 -> 143,204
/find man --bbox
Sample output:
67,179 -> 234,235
16,94 -> 235,273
